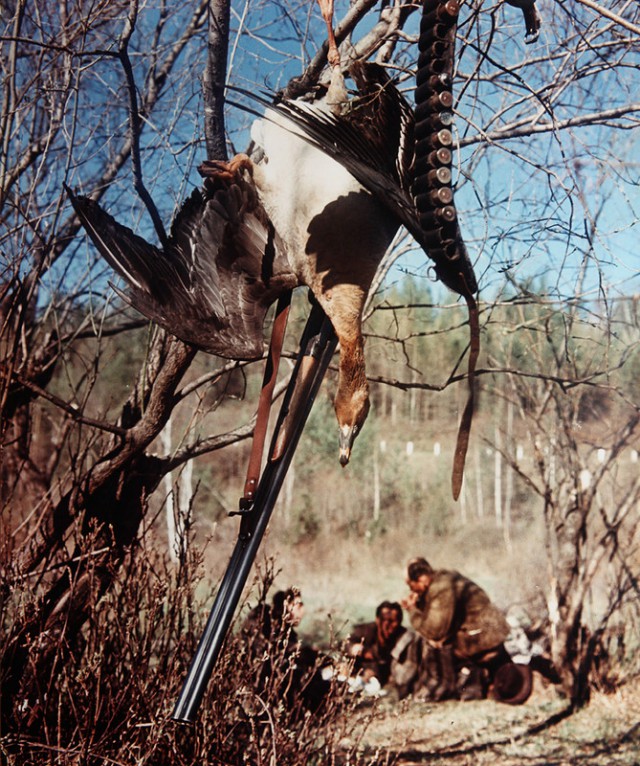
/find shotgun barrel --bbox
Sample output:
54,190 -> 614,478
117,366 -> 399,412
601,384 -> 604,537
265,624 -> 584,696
172,300 -> 337,724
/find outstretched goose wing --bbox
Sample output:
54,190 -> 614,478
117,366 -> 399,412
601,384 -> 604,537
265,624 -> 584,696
232,72 -> 416,234
67,176 -> 293,360
230,66 -> 477,297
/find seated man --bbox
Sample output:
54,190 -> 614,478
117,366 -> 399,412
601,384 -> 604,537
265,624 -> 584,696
243,587 -> 306,655
402,557 -> 529,703
346,600 -> 420,697
242,587 -> 331,712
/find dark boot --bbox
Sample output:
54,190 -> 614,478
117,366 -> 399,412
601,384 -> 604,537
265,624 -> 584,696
431,645 -> 457,701
457,662 -> 487,700
416,644 -> 442,700
530,654 -> 561,684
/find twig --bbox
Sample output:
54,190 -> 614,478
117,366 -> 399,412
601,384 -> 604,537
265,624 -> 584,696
118,0 -> 168,247
204,0 -> 231,160
571,0 -> 640,36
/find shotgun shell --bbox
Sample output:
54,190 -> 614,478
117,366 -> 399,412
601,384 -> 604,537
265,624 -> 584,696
415,130 -> 453,155
418,39 -> 452,64
416,67 -> 453,89
427,166 -> 453,185
417,227 -> 456,250
413,147 -> 452,174
418,206 -> 458,228
415,85 -> 454,112
419,22 -> 456,43
416,187 -> 454,208
420,0 -> 459,30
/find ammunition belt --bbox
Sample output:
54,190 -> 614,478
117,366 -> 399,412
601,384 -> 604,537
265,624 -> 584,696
413,0 -> 477,296
413,1 -> 479,500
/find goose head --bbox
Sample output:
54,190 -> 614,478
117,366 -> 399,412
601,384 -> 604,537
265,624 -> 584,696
334,377 -> 370,467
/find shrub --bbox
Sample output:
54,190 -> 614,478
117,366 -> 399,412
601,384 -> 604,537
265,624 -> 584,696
0,541 -> 388,765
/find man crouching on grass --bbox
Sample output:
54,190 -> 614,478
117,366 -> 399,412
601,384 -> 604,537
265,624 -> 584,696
403,557 -> 533,704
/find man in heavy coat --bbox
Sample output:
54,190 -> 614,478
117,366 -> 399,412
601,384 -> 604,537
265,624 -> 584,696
403,557 -> 513,701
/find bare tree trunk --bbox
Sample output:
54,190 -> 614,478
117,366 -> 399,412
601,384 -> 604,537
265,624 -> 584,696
459,470 -> 468,524
503,399 -> 513,552
373,446 -> 380,523
181,459 -> 194,523
204,0 -> 230,161
474,444 -> 484,519
283,458 -> 295,528
162,418 -> 179,563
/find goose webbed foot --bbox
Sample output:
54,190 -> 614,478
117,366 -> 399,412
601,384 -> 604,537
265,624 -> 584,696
504,0 -> 541,43
198,153 -> 254,183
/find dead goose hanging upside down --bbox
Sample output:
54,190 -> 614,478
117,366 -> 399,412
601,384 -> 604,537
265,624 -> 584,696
240,0 -> 539,489
69,0 -> 538,486
225,0 -> 481,493
67,59 -> 415,468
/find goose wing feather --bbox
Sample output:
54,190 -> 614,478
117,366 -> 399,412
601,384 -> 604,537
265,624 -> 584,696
68,179 -> 293,360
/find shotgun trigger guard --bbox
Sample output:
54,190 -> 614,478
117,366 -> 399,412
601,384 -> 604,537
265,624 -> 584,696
232,497 -> 255,515
172,302 -> 336,724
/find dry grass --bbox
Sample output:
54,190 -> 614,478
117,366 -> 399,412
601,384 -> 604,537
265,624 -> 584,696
348,679 -> 640,765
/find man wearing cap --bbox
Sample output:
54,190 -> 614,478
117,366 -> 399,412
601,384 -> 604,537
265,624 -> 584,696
403,557 -> 531,703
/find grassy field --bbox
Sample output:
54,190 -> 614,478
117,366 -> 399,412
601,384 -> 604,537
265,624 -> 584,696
193,519 -> 639,766
349,679 -> 640,765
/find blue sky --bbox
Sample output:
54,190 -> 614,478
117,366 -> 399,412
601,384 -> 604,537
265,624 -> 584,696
225,0 -> 639,307
54,0 -> 639,312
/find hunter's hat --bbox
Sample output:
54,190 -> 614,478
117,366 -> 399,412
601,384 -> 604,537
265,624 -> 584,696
492,662 -> 533,705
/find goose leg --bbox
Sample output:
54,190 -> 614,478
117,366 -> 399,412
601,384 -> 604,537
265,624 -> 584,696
317,0 -> 340,68
504,0 -> 541,42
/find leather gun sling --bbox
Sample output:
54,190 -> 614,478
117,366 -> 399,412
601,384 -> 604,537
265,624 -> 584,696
239,291 -> 292,509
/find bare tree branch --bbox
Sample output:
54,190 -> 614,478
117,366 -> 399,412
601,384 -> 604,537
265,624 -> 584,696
571,0 -> 640,36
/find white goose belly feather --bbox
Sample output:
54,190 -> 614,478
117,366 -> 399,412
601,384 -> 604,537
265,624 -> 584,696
250,110 -> 398,306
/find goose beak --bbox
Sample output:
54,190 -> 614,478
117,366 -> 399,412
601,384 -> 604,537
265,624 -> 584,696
339,425 -> 358,467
